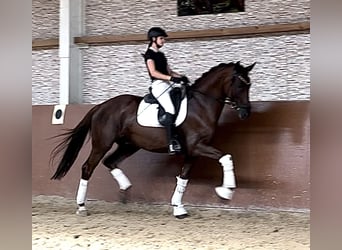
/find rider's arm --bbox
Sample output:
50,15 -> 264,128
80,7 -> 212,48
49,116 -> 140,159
146,59 -> 172,81
167,65 -> 182,78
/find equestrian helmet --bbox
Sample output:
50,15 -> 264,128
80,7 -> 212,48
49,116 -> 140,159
147,27 -> 168,40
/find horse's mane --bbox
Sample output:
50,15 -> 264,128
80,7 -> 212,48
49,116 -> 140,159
191,62 -> 234,87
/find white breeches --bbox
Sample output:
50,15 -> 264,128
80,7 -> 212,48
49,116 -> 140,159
151,80 -> 175,114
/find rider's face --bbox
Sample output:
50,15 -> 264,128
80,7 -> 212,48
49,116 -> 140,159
155,36 -> 166,47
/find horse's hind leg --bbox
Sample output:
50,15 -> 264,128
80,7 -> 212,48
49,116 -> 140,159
102,143 -> 139,202
76,145 -> 112,216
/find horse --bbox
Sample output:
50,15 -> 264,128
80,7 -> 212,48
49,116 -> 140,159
50,61 -> 256,219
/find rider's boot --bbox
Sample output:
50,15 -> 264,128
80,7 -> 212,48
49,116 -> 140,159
166,123 -> 182,155
162,113 -> 182,155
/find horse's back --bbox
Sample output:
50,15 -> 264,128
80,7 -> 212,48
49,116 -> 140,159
98,94 -> 142,112
90,94 -> 142,123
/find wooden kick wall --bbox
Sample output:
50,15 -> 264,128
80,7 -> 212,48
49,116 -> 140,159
32,101 -> 310,211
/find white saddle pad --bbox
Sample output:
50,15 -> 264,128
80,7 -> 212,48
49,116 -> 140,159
137,97 -> 188,127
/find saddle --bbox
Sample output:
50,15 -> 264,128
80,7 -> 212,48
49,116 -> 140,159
137,84 -> 189,128
143,85 -> 187,124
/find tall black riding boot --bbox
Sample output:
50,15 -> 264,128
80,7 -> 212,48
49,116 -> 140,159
165,123 -> 182,155
159,112 -> 182,155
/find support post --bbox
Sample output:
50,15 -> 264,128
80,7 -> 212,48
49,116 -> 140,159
59,0 -> 84,104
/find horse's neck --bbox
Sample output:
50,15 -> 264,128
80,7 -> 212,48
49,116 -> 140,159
190,79 -> 226,122
190,64 -> 233,121
192,77 -> 226,101
192,64 -> 232,100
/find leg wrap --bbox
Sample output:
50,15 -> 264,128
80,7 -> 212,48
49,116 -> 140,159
171,176 -> 188,206
76,179 -> 88,205
215,154 -> 235,200
219,154 -> 236,188
171,176 -> 189,217
111,168 -> 132,190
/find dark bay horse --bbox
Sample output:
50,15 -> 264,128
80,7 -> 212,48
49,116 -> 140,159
50,61 -> 256,218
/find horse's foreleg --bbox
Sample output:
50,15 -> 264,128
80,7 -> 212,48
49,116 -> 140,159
192,144 -> 236,200
171,158 -> 192,219
215,154 -> 236,200
171,176 -> 189,218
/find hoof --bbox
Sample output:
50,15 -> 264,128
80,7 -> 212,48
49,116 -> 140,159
172,205 -> 188,218
119,188 -> 131,204
76,209 -> 88,217
215,186 -> 234,200
175,213 -> 189,219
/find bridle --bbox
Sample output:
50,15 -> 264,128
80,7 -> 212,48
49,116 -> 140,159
236,75 -> 250,85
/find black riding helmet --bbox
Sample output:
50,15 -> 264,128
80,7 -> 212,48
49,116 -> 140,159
147,27 -> 168,40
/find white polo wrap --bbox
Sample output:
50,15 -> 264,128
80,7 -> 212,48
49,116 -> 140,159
219,154 -> 236,188
76,179 -> 88,205
171,176 -> 189,206
171,176 -> 189,216
111,168 -> 132,190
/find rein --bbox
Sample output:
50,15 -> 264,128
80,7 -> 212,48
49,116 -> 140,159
190,88 -> 246,111
189,76 -> 235,106
190,89 -> 230,104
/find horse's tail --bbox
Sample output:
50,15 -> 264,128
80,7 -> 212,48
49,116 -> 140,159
50,105 -> 98,180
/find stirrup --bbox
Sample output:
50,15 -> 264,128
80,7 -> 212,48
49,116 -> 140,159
168,140 -> 181,155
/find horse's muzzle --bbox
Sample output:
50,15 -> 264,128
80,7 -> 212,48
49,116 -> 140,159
226,99 -> 251,120
237,106 -> 251,120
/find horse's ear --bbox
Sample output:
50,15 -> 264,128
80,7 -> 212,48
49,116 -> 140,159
236,61 -> 241,66
246,62 -> 256,72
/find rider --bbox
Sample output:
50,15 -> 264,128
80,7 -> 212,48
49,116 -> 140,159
143,27 -> 189,155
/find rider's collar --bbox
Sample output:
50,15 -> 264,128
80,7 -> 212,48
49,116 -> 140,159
149,47 -> 159,52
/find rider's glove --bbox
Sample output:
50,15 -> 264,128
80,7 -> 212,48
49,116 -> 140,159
170,76 -> 183,83
180,76 -> 190,84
